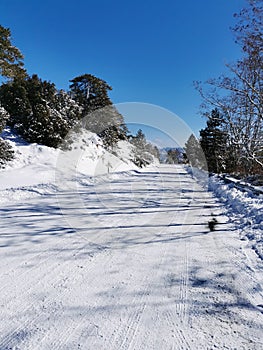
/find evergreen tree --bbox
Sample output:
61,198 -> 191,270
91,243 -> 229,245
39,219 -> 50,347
82,105 -> 126,136
0,105 -> 9,131
0,106 -> 14,167
0,77 -> 31,119
130,129 -> 154,167
146,143 -> 160,161
184,134 -> 207,170
0,75 -> 82,147
69,74 -> 112,112
0,25 -> 27,79
199,109 -> 227,173
70,75 -> 129,149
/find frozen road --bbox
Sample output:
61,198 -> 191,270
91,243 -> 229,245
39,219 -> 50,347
0,165 -> 262,349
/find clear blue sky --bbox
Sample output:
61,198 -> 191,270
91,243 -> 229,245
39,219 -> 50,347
0,0 -> 247,146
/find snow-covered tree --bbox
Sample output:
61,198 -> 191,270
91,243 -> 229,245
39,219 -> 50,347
195,0 -> 263,174
199,109 -> 228,173
0,75 -> 83,148
81,105 -> 128,149
130,129 -> 155,167
70,74 -> 129,149
184,134 -> 207,170
0,105 -> 14,167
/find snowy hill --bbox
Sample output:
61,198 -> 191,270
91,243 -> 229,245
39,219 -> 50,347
0,127 -> 138,202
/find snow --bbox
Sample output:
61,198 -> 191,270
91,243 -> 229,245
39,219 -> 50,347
0,127 -> 137,202
209,174 -> 263,260
0,130 -> 262,349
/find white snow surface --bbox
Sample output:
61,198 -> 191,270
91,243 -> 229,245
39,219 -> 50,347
0,130 -> 263,349
209,174 -> 263,260
0,127 -> 138,202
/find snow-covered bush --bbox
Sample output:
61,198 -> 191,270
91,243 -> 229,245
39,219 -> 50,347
0,137 -> 14,168
0,106 -> 14,167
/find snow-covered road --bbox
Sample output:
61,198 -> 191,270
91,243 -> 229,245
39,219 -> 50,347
0,165 -> 262,349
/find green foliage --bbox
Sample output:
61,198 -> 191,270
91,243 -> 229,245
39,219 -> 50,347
70,74 -> 129,149
0,105 -> 10,132
0,137 -> 14,168
0,106 -> 14,167
0,75 -> 82,148
70,74 -> 112,112
0,25 -> 27,79
199,109 -> 227,173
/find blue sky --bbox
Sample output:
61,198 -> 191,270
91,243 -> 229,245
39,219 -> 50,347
0,0 -> 246,146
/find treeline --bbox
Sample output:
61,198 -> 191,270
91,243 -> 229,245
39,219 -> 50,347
186,0 -> 262,176
0,26 -> 159,168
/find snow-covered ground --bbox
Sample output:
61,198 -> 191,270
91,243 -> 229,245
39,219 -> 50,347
209,174 -> 263,260
0,127 -> 138,203
0,131 -> 263,349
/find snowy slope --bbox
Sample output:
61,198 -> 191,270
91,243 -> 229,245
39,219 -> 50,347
0,127 -> 138,203
0,165 -> 262,349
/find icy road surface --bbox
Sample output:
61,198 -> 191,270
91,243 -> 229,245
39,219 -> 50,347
0,165 -> 262,349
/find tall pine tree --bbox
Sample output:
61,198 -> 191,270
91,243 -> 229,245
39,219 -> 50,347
0,25 -> 27,80
200,109 -> 227,173
69,74 -> 112,112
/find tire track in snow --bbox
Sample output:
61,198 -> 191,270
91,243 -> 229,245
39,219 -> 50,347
0,236 -> 97,309
162,310 -> 192,350
163,240 -> 193,350
0,240 -> 112,350
176,242 -> 190,325
102,244 -> 169,350
43,249 -> 151,349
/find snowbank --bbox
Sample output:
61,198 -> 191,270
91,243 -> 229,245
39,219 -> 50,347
209,175 -> 263,260
185,166 -> 263,260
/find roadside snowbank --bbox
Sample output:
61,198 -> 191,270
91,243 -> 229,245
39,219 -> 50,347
209,175 -> 263,260
186,166 -> 263,260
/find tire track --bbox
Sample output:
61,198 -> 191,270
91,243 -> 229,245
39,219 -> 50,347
42,249 -> 150,350
104,244 -> 168,350
175,242 -> 190,324
162,309 -> 192,350
0,241 -> 113,350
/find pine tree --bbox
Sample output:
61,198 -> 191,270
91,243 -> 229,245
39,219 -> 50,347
0,25 -> 27,79
184,134 -> 207,169
69,74 -> 112,113
199,109 -> 227,173
0,106 -> 14,167
70,75 -> 129,149
130,129 -> 153,167
0,75 -> 82,147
